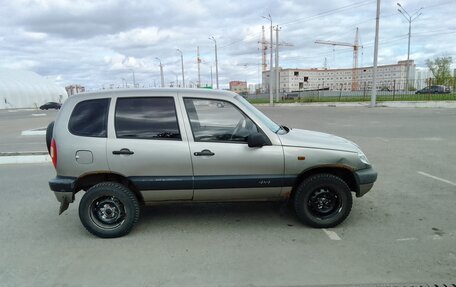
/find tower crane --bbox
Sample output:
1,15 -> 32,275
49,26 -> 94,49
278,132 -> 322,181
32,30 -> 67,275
315,27 -> 361,91
258,25 -> 293,71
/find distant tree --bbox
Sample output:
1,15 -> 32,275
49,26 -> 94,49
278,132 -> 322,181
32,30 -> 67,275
425,56 -> 453,85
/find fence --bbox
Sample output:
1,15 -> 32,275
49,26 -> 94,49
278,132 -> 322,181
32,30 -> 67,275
246,77 -> 456,103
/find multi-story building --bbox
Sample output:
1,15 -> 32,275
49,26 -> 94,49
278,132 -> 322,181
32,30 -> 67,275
229,81 -> 248,94
65,84 -> 85,96
263,60 -> 416,92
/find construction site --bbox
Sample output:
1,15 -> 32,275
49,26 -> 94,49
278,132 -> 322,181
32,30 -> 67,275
257,26 -> 417,96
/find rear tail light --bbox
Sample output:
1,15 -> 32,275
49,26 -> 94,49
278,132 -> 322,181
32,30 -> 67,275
50,139 -> 57,168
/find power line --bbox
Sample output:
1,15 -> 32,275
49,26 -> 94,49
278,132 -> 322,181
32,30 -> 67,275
219,0 -> 375,49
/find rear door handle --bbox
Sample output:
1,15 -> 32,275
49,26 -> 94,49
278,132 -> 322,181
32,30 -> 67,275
112,148 -> 134,155
194,149 -> 215,156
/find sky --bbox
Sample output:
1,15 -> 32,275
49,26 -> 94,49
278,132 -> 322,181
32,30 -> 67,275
0,0 -> 455,90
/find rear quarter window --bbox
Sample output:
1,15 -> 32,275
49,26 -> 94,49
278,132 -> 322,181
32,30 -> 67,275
68,98 -> 110,137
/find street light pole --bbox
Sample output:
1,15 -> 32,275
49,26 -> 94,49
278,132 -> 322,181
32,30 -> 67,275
397,3 -> 422,91
155,57 -> 165,87
209,36 -> 219,89
262,14 -> 273,105
177,49 -> 185,88
129,69 -> 136,88
275,25 -> 281,102
371,0 -> 381,107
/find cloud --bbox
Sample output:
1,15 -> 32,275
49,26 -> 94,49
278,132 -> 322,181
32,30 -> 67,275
0,0 -> 455,89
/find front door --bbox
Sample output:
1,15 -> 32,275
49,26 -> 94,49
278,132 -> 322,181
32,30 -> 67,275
181,97 -> 284,201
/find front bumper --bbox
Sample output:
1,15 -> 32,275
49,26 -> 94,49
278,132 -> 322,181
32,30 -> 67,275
49,176 -> 77,214
354,167 -> 378,197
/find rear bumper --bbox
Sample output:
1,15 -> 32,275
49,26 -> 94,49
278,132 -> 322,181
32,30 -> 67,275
354,167 -> 378,197
49,176 -> 77,203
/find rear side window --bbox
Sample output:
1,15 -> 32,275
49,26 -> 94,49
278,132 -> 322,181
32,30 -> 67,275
68,98 -> 110,137
115,97 -> 181,140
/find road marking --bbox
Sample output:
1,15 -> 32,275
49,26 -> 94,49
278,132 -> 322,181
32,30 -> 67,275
396,237 -> 418,241
322,229 -> 341,240
376,137 -> 389,142
21,128 -> 46,136
417,171 -> 456,186
0,155 -> 50,164
31,113 -> 46,117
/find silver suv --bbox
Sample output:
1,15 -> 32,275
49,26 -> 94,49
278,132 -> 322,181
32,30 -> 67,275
47,89 -> 377,238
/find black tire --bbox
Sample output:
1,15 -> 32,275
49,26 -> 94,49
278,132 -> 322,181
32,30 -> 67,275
45,121 -> 54,153
79,182 -> 140,238
294,174 -> 352,228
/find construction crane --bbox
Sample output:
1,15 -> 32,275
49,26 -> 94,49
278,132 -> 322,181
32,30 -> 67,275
315,28 -> 361,91
258,25 -> 293,72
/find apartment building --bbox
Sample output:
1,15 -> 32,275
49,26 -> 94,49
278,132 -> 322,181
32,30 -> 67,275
263,60 -> 416,92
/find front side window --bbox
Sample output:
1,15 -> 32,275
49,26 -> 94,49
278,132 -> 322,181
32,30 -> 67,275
68,98 -> 110,137
184,98 -> 258,143
115,97 -> 181,140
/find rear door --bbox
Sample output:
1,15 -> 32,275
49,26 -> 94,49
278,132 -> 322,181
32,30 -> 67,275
180,96 -> 284,201
106,94 -> 194,201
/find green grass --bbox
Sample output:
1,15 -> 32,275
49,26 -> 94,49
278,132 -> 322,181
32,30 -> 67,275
248,93 -> 456,104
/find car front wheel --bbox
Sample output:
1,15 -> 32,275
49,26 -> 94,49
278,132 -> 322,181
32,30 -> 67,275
294,174 -> 352,228
79,182 -> 140,238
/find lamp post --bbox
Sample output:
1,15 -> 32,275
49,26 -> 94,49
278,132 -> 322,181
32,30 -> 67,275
397,3 -> 422,91
371,0 -> 381,107
209,36 -> 219,89
129,69 -> 136,88
262,14 -> 273,105
155,57 -> 165,87
176,49 -> 185,88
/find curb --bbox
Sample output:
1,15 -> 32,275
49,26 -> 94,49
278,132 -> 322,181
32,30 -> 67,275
254,101 -> 456,108
0,151 -> 50,165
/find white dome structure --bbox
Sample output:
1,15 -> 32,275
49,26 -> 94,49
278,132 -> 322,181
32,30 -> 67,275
0,68 -> 67,109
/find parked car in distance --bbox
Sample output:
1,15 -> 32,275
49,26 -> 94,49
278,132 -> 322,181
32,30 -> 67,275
47,88 -> 377,238
40,102 -> 62,110
415,85 -> 451,94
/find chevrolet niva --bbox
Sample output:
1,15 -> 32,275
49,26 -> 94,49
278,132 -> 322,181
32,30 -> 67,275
47,89 -> 377,238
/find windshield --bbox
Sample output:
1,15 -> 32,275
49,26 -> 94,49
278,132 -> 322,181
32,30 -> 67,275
235,95 -> 281,133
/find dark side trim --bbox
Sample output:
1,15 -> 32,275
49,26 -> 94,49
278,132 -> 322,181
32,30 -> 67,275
49,174 -> 297,193
129,175 -> 297,190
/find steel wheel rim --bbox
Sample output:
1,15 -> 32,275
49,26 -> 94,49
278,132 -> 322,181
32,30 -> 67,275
89,196 -> 126,230
307,187 -> 342,219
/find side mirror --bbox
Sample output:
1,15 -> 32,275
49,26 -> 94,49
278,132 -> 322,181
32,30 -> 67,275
248,132 -> 268,148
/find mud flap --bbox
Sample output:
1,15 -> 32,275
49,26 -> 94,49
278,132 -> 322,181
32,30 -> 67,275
59,201 -> 70,215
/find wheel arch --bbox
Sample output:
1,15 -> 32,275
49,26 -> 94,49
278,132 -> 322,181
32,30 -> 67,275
74,172 -> 144,204
290,165 -> 359,199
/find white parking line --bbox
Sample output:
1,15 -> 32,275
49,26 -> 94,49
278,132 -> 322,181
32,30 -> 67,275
21,128 -> 46,136
396,237 -> 418,241
31,113 -> 46,117
0,155 -> 50,164
417,171 -> 456,186
322,229 -> 341,240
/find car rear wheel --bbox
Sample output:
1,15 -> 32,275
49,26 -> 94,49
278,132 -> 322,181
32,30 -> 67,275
294,173 -> 352,228
79,182 -> 140,238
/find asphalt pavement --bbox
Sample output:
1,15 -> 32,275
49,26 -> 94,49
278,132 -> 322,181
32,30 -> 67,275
0,109 -> 58,153
0,106 -> 455,286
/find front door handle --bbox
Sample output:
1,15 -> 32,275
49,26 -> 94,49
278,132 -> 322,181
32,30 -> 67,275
194,149 -> 215,156
112,148 -> 134,155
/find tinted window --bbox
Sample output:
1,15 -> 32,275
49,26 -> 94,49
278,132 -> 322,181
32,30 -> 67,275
184,98 -> 258,143
68,98 -> 110,137
115,97 -> 180,140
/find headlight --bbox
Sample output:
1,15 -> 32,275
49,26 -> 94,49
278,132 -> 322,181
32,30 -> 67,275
358,151 -> 370,165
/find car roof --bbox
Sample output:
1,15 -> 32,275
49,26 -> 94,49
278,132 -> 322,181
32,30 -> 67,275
72,88 -> 238,100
